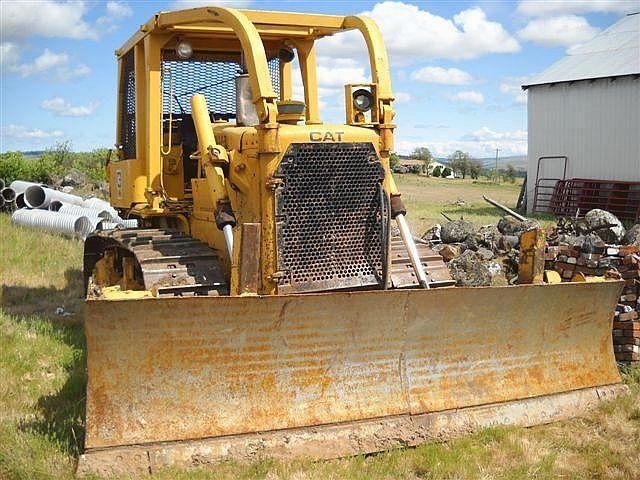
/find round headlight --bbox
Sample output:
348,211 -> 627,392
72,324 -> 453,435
176,41 -> 193,59
353,89 -> 373,112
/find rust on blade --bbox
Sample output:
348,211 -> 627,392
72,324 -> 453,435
83,281 -> 623,451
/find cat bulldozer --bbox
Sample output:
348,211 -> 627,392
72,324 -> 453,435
78,7 -> 625,476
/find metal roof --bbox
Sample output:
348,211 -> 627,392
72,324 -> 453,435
523,12 -> 640,88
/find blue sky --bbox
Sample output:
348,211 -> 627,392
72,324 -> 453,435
1,0 -> 637,157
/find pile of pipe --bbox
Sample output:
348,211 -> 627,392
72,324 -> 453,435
2,178 -> 137,239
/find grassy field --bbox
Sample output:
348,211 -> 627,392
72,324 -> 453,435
1,177 -> 639,480
394,175 -> 531,235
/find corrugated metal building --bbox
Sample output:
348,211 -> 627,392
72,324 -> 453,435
523,12 -> 640,214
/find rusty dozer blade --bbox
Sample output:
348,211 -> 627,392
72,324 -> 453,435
78,281 -> 626,477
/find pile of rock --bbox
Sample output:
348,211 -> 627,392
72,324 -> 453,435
422,217 -> 540,287
423,207 -> 640,363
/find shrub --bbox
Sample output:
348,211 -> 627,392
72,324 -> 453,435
432,165 -> 442,177
441,167 -> 452,178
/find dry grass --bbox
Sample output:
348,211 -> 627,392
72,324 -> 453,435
0,178 -> 639,480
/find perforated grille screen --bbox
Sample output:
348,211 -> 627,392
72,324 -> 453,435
162,55 -> 281,118
118,50 -> 136,159
274,143 -> 386,294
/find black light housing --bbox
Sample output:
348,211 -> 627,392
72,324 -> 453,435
352,88 -> 373,112
278,45 -> 295,63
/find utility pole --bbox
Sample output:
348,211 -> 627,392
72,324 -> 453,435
494,147 -> 500,183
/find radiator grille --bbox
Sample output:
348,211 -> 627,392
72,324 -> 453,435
275,143 -> 386,294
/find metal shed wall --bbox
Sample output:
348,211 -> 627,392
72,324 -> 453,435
526,75 -> 640,213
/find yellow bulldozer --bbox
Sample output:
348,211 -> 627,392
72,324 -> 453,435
78,7 -> 626,477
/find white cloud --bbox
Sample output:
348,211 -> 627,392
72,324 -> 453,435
467,126 -> 527,142
394,92 -> 412,103
10,49 -> 68,77
499,78 -> 528,105
2,1 -> 97,40
517,15 -> 601,47
106,1 -> 133,18
291,56 -> 369,110
41,97 -> 99,117
318,2 -> 519,65
449,90 -> 485,104
410,66 -> 473,85
0,42 -> 21,66
1,124 -> 64,139
7,49 -> 91,81
395,127 -> 527,157
517,1 -> 634,16
172,0 -> 253,8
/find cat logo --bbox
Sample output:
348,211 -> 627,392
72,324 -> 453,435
309,131 -> 344,142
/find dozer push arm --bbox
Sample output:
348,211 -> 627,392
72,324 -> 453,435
190,93 -> 236,257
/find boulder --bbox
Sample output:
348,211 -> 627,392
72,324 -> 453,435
441,219 -> 475,243
475,224 -> 503,252
622,223 -> 640,246
584,209 -> 625,244
448,250 -> 492,287
439,244 -> 461,262
477,247 -> 494,261
60,168 -> 89,188
421,224 -> 441,242
497,216 -> 540,237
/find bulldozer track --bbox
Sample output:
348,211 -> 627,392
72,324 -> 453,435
84,228 -> 228,297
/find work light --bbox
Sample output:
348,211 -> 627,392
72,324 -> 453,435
353,89 -> 373,112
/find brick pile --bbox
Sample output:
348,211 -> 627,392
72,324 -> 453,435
545,244 -> 640,363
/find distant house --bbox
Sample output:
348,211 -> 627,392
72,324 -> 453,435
522,12 -> 640,214
428,161 -> 454,178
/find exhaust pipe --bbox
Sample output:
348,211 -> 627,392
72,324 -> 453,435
24,185 -> 84,209
11,208 -> 94,239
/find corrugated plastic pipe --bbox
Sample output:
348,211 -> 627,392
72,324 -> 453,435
58,203 -> 111,220
120,218 -> 139,228
0,195 -> 5,209
9,180 -> 42,195
24,185 -> 84,209
99,221 -> 120,231
0,178 -> 5,190
83,197 -> 120,220
1,187 -> 16,202
49,200 -> 63,211
15,193 -> 26,209
11,209 -> 92,239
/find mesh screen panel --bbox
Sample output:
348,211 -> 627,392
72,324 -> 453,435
118,51 -> 136,159
162,56 -> 281,118
274,143 -> 386,294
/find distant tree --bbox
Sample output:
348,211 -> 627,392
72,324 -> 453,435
448,150 -> 471,179
504,164 -> 517,183
432,165 -> 442,177
441,167 -> 452,178
412,147 -> 433,176
389,152 -> 399,169
469,159 -> 483,180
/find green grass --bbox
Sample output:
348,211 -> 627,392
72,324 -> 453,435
394,175 -> 555,235
1,175 -> 639,480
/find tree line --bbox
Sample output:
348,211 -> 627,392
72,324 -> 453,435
390,147 -> 518,183
0,142 -> 109,184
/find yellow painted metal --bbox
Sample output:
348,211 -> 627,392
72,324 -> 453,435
293,39 -> 321,124
84,281 -> 623,450
518,228 -> 546,284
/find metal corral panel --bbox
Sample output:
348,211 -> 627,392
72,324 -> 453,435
526,76 -> 640,212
